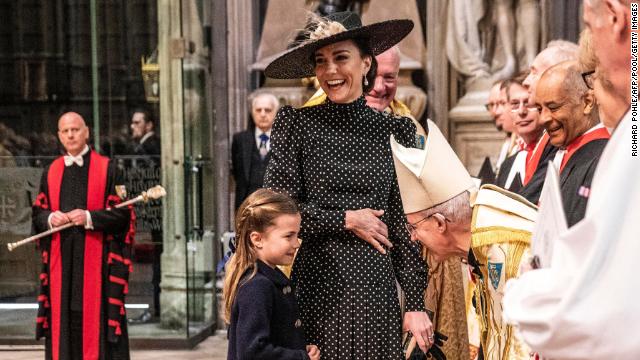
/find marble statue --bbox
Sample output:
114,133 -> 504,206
446,0 -> 541,90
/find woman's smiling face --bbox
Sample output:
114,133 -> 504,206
314,40 -> 371,104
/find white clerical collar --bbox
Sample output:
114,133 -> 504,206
64,145 -> 90,167
140,131 -> 155,144
67,145 -> 90,158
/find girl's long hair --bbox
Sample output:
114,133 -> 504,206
223,188 -> 299,323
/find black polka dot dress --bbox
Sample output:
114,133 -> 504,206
264,96 -> 428,359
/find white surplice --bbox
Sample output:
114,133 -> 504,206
503,110 -> 640,359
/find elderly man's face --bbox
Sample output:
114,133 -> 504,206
406,212 -> 450,261
252,96 -> 277,132
58,113 -> 89,156
535,72 -> 591,147
523,50 -> 553,105
365,49 -> 400,111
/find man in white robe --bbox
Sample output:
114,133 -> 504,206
502,1 -> 638,358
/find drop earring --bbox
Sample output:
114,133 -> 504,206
364,76 -> 369,86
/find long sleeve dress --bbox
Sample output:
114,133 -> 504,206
264,96 -> 427,359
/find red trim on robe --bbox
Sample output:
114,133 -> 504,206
109,275 -> 129,294
38,294 -> 50,308
523,133 -> 550,186
108,297 -> 126,315
108,319 -> 122,335
34,192 -> 49,209
47,157 -> 64,360
84,151 -> 108,360
559,127 -> 610,173
37,316 -> 49,328
46,151 -> 109,360
108,252 -> 133,272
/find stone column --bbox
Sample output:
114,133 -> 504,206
227,0 -> 256,136
425,0 -> 451,138
211,0 -> 231,245
158,0 -> 188,330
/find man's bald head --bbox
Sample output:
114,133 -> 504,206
58,112 -> 87,128
540,61 -> 591,100
535,61 -> 598,147
58,112 -> 89,156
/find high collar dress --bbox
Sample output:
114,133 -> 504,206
264,96 -> 427,359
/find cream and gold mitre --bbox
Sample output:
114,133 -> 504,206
391,119 -> 475,214
470,184 -> 538,248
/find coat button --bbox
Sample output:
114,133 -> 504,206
283,286 -> 291,295
294,319 -> 302,328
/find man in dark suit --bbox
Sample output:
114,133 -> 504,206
231,93 -> 279,210
534,60 -> 609,227
130,109 -> 161,165
129,108 -> 162,323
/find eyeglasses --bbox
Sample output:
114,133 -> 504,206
404,213 -> 450,235
509,99 -> 539,113
484,102 -> 497,111
582,70 -> 596,90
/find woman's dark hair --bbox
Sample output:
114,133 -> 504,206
353,37 -> 378,93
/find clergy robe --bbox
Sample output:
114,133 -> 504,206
495,152 -> 525,192
502,111 -> 640,359
32,150 -> 134,360
558,128 -> 609,227
519,133 -> 559,204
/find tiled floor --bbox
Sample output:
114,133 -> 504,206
0,332 -> 229,360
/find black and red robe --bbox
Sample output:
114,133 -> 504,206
32,150 -> 135,360
556,126 -> 610,227
519,132 -> 559,204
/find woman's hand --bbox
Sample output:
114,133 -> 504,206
403,311 -> 434,353
306,344 -> 320,360
345,209 -> 393,254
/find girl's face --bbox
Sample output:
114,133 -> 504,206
314,40 -> 371,104
251,213 -> 301,268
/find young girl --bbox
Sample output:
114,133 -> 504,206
224,188 -> 320,360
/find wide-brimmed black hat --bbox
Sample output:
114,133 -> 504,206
264,11 -> 413,79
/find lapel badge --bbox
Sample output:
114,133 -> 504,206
415,134 -> 426,150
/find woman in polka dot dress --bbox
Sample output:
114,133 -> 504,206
264,11 -> 434,359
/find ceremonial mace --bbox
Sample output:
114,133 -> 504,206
7,185 -> 166,252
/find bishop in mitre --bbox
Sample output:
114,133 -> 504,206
391,119 -> 537,360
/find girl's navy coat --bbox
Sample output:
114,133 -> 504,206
227,260 -> 309,360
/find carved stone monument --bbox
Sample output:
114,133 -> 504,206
445,0 -> 543,174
